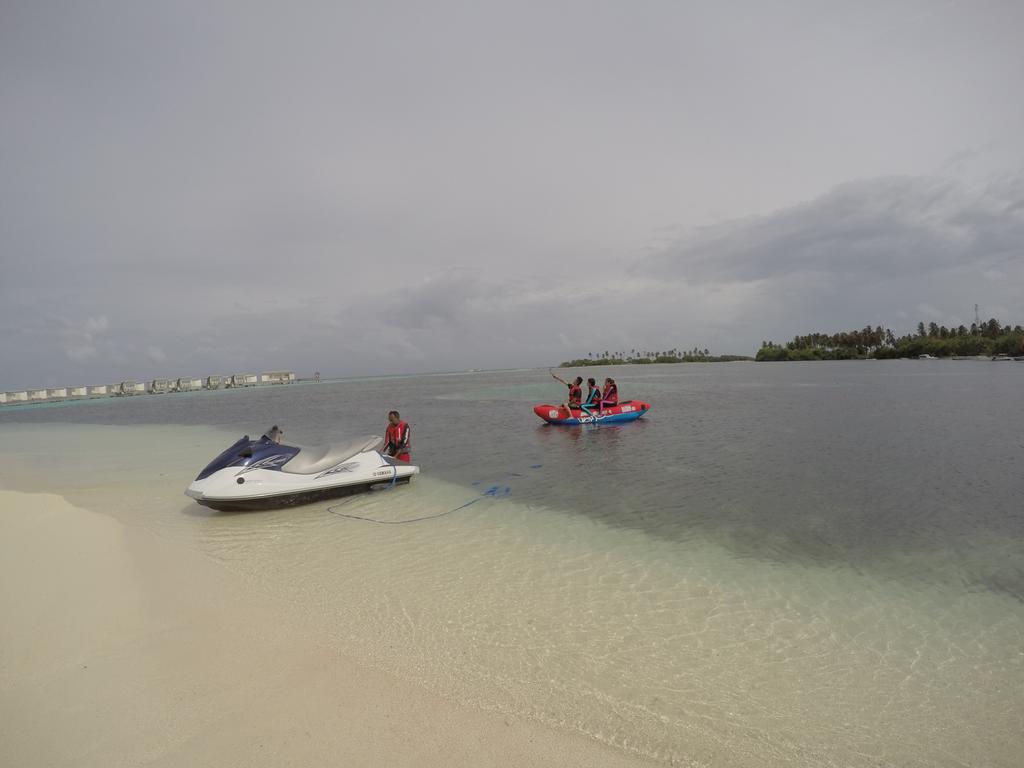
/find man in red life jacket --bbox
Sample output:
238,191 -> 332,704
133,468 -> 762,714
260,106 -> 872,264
550,371 -> 583,415
383,410 -> 411,462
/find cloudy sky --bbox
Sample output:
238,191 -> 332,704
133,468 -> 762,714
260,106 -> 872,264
2,0 -> 1022,387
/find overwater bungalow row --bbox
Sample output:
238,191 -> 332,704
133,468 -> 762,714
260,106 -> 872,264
2,370 -> 297,405
261,371 -> 296,385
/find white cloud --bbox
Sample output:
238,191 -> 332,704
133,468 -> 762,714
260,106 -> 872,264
55,313 -> 110,365
64,343 -> 97,362
627,174 -> 1024,341
636,176 -> 1024,286
4,171 -> 1022,388
83,315 -> 109,335
915,303 -> 943,320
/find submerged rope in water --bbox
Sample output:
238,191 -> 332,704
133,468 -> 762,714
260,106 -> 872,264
327,496 -> 480,524
326,462 -> 534,525
326,463 -> 484,523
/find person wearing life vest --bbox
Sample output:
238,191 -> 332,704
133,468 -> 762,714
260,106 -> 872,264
600,378 -> 618,411
262,424 -> 284,444
550,371 -> 583,414
382,410 -> 411,462
579,377 -> 602,417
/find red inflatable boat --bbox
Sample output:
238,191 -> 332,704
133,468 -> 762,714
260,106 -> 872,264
533,400 -> 652,426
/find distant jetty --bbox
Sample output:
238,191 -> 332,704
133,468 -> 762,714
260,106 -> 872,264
1,370 -> 298,407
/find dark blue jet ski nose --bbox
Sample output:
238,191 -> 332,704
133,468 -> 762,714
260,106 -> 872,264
194,435 -> 299,480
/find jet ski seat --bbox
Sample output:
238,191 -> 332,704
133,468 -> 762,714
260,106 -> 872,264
282,436 -> 382,474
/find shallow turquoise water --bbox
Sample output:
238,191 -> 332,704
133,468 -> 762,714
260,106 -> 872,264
2,361 -> 1022,765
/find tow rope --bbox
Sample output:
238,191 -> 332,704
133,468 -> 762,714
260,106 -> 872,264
326,464 -> 533,525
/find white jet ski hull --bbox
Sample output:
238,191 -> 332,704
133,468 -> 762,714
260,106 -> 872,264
185,435 -> 419,511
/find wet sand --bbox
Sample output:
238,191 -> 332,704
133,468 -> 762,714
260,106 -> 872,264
0,488 -> 648,768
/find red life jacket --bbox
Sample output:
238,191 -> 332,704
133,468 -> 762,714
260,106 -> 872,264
385,421 -> 410,454
602,383 -> 618,405
568,383 -> 582,405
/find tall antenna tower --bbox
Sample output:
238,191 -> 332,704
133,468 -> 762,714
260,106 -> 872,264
974,303 -> 980,327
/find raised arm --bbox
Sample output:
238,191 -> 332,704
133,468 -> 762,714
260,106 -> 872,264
550,369 -> 569,386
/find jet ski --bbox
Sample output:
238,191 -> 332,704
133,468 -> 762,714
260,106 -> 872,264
185,432 -> 419,511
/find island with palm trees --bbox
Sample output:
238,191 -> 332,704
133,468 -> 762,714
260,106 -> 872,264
756,318 -> 1024,361
559,348 -> 753,366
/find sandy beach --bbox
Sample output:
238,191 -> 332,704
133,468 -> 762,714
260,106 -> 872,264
0,487 -> 648,768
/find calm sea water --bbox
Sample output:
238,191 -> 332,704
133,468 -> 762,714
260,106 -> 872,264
2,361 -> 1023,765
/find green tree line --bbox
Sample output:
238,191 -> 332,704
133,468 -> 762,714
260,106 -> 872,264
560,348 -> 752,366
756,318 -> 1024,361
